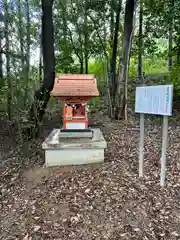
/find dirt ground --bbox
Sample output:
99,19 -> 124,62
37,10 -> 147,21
1,111 -> 180,240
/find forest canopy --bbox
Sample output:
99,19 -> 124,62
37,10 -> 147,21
0,0 -> 179,130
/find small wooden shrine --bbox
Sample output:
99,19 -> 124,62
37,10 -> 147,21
42,74 -> 107,167
51,74 -> 99,130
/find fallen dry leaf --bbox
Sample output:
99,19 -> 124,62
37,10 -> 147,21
1,113 -> 180,239
33,225 -> 41,232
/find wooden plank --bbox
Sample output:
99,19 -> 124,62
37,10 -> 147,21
139,113 -> 144,177
160,116 -> 168,187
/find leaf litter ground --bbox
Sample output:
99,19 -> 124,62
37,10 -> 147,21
1,112 -> 180,240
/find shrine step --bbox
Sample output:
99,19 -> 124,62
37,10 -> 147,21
59,129 -> 93,139
60,129 -> 92,132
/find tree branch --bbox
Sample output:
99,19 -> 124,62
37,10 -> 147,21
88,14 -> 108,58
67,26 -> 83,61
0,49 -> 26,59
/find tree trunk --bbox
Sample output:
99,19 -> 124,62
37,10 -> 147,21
18,0 -> 25,67
138,0 -> 143,84
177,49 -> 180,65
168,0 -> 174,72
103,9 -> 107,54
29,0 -> 55,137
4,0 -> 12,120
110,0 -> 114,50
84,0 -> 88,74
23,0 -> 31,106
114,0 -> 137,120
67,25 -> 84,74
80,58 -> 84,74
85,57 -> 88,74
110,0 -> 122,104
0,17 -> 3,82
39,48 -> 43,84
168,28 -> 173,71
17,0 -> 25,110
61,0 -> 68,73
25,0 -> 30,79
0,38 -> 3,82
39,22 -> 43,84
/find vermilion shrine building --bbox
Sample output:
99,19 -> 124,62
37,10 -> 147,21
42,74 -> 106,167
51,74 -> 99,130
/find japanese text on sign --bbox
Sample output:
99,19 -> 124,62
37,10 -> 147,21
135,85 -> 173,116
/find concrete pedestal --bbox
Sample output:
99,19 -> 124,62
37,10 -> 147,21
42,128 -> 107,167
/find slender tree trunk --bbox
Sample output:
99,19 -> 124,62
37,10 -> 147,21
67,25 -> 84,74
114,0 -> 137,120
18,0 -> 25,67
25,0 -> 30,79
0,38 -> 3,81
110,0 -> 114,51
61,0 -> 68,73
168,28 -> 173,71
29,0 -> 55,137
138,0 -> 143,84
177,50 -> 180,65
103,9 -> 107,54
85,58 -> 88,74
168,0 -> 174,72
105,60 -> 113,117
23,0 -> 31,106
88,14 -> 107,57
39,48 -> 43,84
39,22 -> 43,84
17,0 -> 25,108
0,18 -> 3,82
110,0 -> 122,104
4,0 -> 12,120
84,0 -> 88,74
80,58 -> 84,74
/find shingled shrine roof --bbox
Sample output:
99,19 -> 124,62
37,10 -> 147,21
51,74 -> 99,97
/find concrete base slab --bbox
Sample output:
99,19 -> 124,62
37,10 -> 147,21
42,128 -> 107,167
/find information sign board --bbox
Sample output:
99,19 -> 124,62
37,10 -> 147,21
135,85 -> 173,116
135,84 -> 173,187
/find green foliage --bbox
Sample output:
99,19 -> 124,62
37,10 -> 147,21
2,0 -> 180,126
89,60 -> 105,79
89,97 -> 101,110
88,59 -> 106,94
0,67 -> 39,120
171,64 -> 180,96
53,0 -> 108,73
129,57 -> 168,76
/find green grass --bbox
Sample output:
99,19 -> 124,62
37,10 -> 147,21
88,59 -> 106,92
87,57 -> 169,107
129,57 -> 168,76
88,59 -> 105,78
89,57 -> 168,81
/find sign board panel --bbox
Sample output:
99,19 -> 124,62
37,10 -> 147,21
135,85 -> 173,116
